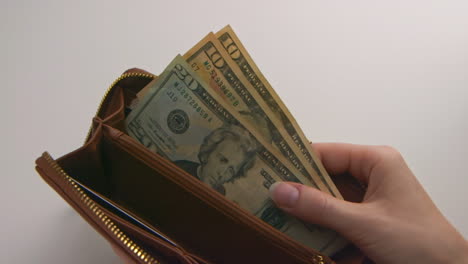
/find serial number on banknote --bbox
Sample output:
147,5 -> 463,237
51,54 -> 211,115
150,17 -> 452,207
201,61 -> 240,107
172,82 -> 213,122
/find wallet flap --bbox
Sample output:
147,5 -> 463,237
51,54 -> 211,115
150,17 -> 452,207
35,124 -> 192,264
35,154 -> 166,264
100,124 -> 335,264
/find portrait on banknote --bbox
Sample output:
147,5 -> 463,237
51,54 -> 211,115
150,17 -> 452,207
174,124 -> 258,195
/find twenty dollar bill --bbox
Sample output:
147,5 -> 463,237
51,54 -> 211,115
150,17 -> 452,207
126,55 -> 344,255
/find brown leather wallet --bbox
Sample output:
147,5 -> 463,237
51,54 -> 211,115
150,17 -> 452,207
35,68 -> 371,264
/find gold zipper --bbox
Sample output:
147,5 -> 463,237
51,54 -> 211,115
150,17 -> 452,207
43,152 -> 160,264
85,72 -> 155,142
313,255 -> 325,264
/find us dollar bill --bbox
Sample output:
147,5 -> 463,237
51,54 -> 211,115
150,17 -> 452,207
215,26 -> 342,198
182,33 -> 330,194
126,55 -> 345,255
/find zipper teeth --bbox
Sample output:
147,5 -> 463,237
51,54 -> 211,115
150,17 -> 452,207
313,255 -> 325,264
43,152 -> 159,264
85,72 -> 155,143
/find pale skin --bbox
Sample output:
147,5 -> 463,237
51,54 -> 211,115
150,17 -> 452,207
270,143 -> 468,264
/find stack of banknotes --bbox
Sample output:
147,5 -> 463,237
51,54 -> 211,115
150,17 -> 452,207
125,25 -> 346,255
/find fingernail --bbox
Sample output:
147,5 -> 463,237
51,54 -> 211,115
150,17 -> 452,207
269,182 -> 299,208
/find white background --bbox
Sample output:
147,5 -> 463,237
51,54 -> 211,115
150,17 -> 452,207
2,0 -> 467,263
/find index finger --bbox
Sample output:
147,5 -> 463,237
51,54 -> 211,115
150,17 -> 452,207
312,143 -> 384,183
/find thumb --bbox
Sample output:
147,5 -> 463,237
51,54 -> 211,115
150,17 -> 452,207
269,182 -> 364,234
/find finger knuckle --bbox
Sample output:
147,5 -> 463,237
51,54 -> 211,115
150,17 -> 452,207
378,145 -> 404,162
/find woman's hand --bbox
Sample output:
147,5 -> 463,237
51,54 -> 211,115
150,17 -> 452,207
270,143 -> 468,264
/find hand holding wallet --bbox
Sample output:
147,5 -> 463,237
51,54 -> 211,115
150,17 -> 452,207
35,67 -> 371,264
